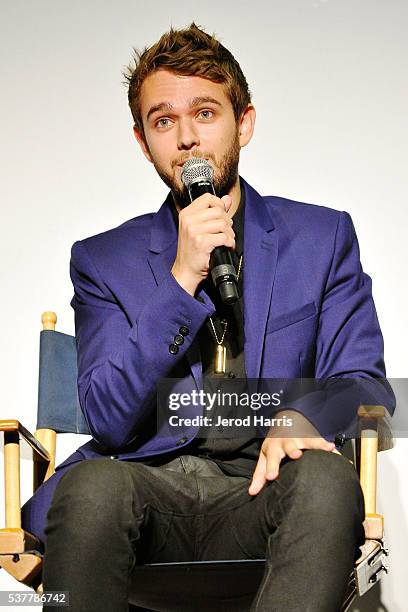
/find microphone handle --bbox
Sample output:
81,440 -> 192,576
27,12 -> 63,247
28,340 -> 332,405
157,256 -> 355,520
188,180 -> 239,305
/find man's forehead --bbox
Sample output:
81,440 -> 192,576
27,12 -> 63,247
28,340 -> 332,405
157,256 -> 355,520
140,70 -> 229,116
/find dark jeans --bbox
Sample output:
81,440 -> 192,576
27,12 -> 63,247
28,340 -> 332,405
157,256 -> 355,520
43,450 -> 365,611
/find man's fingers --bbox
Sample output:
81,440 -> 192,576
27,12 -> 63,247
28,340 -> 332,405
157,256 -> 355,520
265,444 -> 286,480
248,474 -> 266,496
191,218 -> 235,238
249,435 -> 337,497
187,192 -> 229,212
248,453 -> 267,496
190,206 -> 233,224
264,455 -> 279,481
282,439 -> 303,460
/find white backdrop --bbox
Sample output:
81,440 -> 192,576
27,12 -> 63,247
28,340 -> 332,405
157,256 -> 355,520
1,1 -> 407,610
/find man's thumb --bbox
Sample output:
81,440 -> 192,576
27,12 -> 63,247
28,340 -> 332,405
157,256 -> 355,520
222,195 -> 232,211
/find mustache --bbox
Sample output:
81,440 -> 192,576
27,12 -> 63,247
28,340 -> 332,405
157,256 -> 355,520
172,151 -> 216,169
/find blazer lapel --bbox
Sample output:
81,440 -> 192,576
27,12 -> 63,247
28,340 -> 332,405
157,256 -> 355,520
147,193 -> 203,391
242,179 -> 278,380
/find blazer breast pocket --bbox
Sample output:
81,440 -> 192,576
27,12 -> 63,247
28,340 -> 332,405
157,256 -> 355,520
266,301 -> 317,334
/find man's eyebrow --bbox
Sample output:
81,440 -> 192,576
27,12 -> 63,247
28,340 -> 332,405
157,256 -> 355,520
146,97 -> 222,122
189,96 -> 222,109
146,102 -> 174,122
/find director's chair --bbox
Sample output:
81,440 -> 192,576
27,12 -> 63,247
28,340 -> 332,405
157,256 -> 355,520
0,312 -> 393,611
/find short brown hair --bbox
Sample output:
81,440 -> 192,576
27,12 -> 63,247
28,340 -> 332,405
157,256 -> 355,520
124,23 -> 251,138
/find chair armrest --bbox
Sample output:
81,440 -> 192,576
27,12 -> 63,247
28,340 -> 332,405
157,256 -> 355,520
1,420 -> 53,533
0,420 -> 50,461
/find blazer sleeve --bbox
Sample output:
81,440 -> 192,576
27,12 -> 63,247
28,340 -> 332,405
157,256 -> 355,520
70,240 -> 214,449
287,211 -> 395,440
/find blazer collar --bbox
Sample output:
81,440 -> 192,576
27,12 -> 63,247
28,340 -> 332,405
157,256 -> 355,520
149,191 -> 178,254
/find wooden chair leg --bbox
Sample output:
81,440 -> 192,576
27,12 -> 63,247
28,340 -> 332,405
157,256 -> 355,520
4,430 -> 21,529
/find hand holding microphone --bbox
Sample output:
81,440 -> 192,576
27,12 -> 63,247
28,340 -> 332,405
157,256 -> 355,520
171,158 -> 239,304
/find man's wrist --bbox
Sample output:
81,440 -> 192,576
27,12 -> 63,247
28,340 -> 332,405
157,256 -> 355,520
171,267 -> 199,296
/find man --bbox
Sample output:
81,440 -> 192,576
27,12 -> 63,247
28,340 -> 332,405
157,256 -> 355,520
22,23 -> 394,611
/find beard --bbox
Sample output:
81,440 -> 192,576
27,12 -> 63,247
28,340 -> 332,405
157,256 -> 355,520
150,130 -> 241,209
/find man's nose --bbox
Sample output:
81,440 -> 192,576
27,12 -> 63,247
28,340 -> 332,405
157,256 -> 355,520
177,119 -> 200,150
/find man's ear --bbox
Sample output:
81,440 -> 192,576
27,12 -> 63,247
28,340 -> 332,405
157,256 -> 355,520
133,126 -> 153,163
238,104 -> 256,148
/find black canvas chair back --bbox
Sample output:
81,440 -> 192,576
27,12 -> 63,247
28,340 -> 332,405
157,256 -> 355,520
37,330 -> 89,434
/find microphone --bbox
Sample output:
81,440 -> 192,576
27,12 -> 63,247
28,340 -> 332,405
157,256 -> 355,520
181,158 -> 239,305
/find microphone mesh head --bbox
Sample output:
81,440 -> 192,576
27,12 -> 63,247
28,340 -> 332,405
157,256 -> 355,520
181,158 -> 214,189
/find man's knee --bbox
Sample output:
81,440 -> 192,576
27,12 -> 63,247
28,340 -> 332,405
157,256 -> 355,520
284,448 -> 359,486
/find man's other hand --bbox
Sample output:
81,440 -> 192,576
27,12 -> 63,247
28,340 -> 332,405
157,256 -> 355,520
248,410 -> 337,496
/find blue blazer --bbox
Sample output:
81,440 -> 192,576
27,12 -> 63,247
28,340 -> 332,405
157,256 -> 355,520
21,178 -> 395,544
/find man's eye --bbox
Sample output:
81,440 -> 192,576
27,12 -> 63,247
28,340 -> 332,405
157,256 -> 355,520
198,110 -> 214,119
156,118 -> 171,128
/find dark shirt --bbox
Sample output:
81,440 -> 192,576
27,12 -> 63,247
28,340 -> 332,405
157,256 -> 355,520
163,184 -> 261,477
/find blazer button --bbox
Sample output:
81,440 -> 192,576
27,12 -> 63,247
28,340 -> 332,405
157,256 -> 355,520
174,334 -> 184,346
169,343 -> 179,355
334,433 -> 347,448
179,326 -> 189,336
